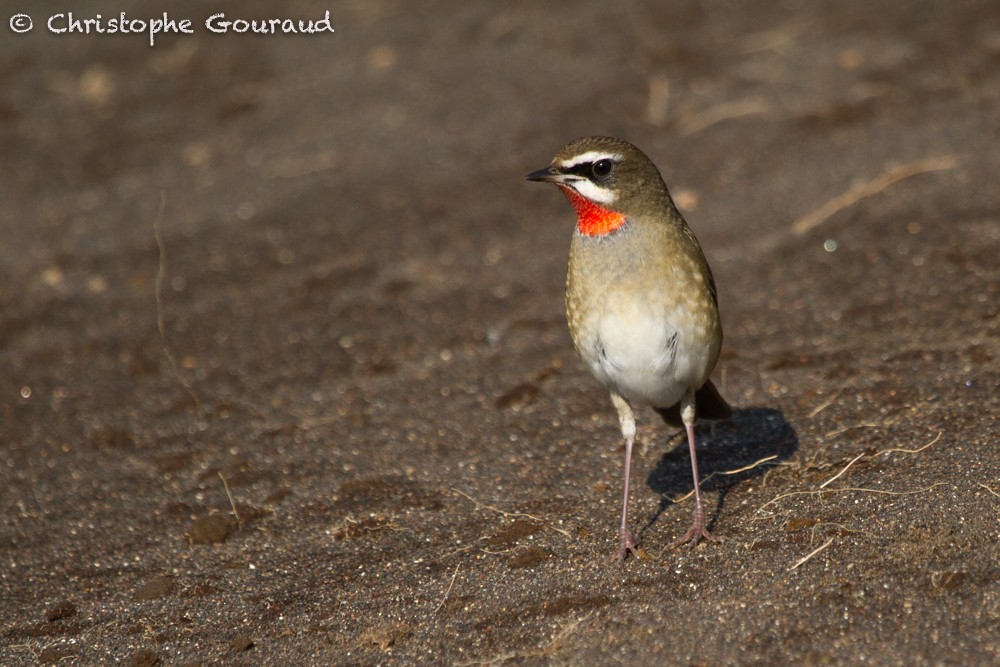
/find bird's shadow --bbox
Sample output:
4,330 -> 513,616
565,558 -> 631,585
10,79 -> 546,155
642,407 -> 798,533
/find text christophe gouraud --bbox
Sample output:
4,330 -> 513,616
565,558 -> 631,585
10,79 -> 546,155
8,11 -> 335,46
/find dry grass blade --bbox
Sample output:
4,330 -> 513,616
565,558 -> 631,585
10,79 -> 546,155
434,564 -> 461,613
453,488 -> 572,538
807,382 -> 851,418
647,74 -> 671,126
819,452 -> 866,489
154,192 -> 204,417
789,537 -> 834,571
823,422 -> 880,438
673,455 -> 780,502
792,156 -> 957,235
755,482 -> 947,516
678,98 -> 769,136
979,483 -> 1000,500
455,612 -> 593,666
219,472 -> 241,526
878,432 -> 941,456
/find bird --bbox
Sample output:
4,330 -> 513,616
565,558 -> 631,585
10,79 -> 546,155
526,136 -> 732,561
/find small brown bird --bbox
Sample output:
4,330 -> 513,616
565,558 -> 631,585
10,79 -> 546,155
527,136 -> 731,560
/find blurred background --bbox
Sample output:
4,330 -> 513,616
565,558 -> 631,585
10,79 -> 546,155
2,1 -> 998,664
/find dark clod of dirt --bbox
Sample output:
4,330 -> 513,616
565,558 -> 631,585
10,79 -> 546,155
128,649 -> 160,667
2,2 -> 998,665
333,475 -> 444,512
19,620 -> 81,638
265,487 -> 292,503
89,427 -> 135,450
134,576 -> 176,601
45,599 -> 77,622
495,382 -> 541,410
332,513 -> 392,542
539,595 -> 612,617
230,634 -> 255,652
930,571 -> 970,591
39,647 -> 73,665
186,514 -> 238,545
507,546 -> 553,568
359,622 -> 413,651
154,452 -> 193,474
486,519 -> 543,546
785,517 -> 821,532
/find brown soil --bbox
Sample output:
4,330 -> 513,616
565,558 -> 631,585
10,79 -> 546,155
2,1 -> 998,664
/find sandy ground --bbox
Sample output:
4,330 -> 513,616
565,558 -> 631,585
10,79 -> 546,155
2,1 -> 999,664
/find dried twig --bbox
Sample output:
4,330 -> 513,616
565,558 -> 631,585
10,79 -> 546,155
820,432 -> 941,491
807,382 -> 851,418
789,537 -> 834,571
979,483 -> 1000,500
678,98 -> 769,136
878,432 -> 941,456
455,613 -> 593,666
673,455 -> 780,502
544,613 -> 593,653
219,472 -> 241,526
154,193 -> 203,417
434,564 -> 461,613
738,19 -> 810,54
792,156 -> 957,235
755,482 -> 947,516
438,544 -> 476,560
646,74 -> 671,126
810,521 -> 876,541
823,422 -> 880,438
819,452 -> 866,489
453,489 -> 572,538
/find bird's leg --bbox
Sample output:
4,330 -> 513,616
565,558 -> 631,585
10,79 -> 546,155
609,392 -> 639,561
670,389 -> 720,548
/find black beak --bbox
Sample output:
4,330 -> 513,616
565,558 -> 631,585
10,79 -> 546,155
525,166 -> 560,182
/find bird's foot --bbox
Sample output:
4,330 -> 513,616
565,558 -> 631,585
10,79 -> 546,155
609,527 -> 639,562
669,505 -> 721,549
669,523 -> 719,549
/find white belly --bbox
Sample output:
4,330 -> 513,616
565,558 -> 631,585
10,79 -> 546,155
583,300 -> 702,408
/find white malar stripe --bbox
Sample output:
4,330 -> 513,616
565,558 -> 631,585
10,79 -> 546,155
571,178 -> 618,205
559,150 -> 622,170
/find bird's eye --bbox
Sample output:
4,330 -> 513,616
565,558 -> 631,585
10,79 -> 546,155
591,159 -> 613,178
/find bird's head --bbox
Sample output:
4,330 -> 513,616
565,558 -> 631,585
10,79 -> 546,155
526,136 -> 672,236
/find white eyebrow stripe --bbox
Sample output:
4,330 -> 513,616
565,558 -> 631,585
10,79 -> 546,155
570,179 -> 618,205
559,150 -> 622,170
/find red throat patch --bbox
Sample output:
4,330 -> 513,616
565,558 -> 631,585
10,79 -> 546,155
558,185 -> 627,237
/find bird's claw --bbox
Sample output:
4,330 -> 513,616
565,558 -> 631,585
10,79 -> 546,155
670,504 -> 722,549
609,527 -> 639,562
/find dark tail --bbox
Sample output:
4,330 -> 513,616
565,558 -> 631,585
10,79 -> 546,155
654,379 -> 732,427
